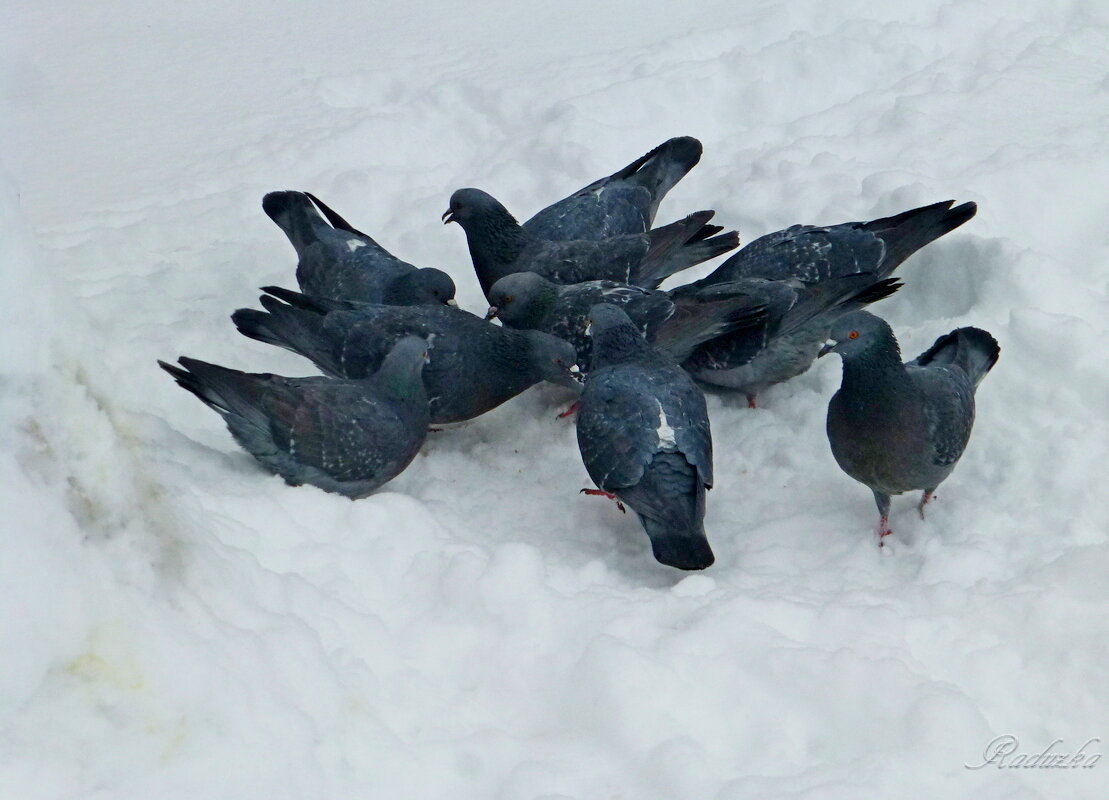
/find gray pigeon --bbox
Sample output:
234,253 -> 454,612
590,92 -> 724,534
679,274 -> 903,406
486,271 -> 766,370
444,191 -> 739,299
688,199 -> 977,287
820,311 -> 999,541
576,304 -> 714,570
158,336 -> 431,499
263,190 -> 457,306
232,287 -> 581,424
520,136 -> 704,240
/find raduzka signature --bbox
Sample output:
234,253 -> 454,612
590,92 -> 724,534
965,735 -> 1101,769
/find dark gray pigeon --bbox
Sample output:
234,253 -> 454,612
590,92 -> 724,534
520,136 -> 704,241
575,304 -> 715,570
158,335 -> 431,499
444,191 -> 738,300
232,287 -> 581,424
679,274 -> 903,406
263,190 -> 457,306
688,199 -> 977,287
820,311 -> 999,541
486,271 -> 765,370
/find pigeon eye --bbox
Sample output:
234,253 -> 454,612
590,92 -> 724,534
505,295 -> 514,303
848,331 -> 859,340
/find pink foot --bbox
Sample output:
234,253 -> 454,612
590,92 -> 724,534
747,396 -> 758,409
580,488 -> 626,513
558,401 -> 581,419
878,516 -> 893,547
917,491 -> 936,520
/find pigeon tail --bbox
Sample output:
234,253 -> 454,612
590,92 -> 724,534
622,452 -> 713,570
231,297 -> 334,372
868,200 -> 978,277
622,137 -> 703,219
638,211 -> 739,288
911,326 -> 999,387
780,274 -> 900,336
262,191 -> 333,255
303,192 -> 372,241
654,295 -> 767,364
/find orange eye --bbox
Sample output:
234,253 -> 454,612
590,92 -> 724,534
505,295 -> 514,303
848,330 -> 859,340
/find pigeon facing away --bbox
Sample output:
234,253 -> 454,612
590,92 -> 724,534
232,287 -> 581,424
486,271 -> 766,370
444,191 -> 738,299
689,199 -> 977,287
158,336 -> 431,499
680,274 -> 903,406
521,136 -> 704,241
820,311 -> 999,541
263,190 -> 457,306
576,304 -> 715,570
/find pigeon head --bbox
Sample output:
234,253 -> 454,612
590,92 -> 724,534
376,335 -> 431,398
523,330 -> 581,388
818,311 -> 898,360
485,272 -> 558,326
442,188 -> 515,228
585,303 -> 651,368
393,267 -> 458,306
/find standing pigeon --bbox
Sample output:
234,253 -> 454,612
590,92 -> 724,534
158,336 -> 431,499
263,190 -> 457,306
232,288 -> 581,423
688,200 -> 977,287
444,190 -> 737,299
486,271 -> 765,370
576,304 -> 715,570
820,311 -> 999,541
679,274 -> 903,406
520,136 -> 704,240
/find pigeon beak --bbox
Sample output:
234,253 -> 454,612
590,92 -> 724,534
484,306 -> 499,321
817,339 -> 837,358
442,209 -> 455,224
445,298 -> 458,307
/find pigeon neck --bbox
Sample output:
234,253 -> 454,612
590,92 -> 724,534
462,207 -> 528,291
590,324 -> 657,370
373,352 -> 428,404
837,335 -> 908,398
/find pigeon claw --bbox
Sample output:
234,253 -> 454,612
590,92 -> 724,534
580,488 -> 626,513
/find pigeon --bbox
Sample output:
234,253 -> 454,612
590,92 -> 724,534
688,199 -> 977,287
819,311 -> 999,541
679,274 -> 903,406
158,335 -> 431,499
519,136 -> 705,241
444,191 -> 739,299
263,190 -> 457,306
231,287 -> 581,424
486,271 -> 766,370
575,304 -> 715,570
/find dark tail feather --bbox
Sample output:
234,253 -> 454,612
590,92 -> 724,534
655,295 -> 767,363
623,453 -> 713,571
780,274 -> 899,335
637,211 -> 740,288
868,200 -> 978,276
158,357 -> 264,419
911,327 -> 999,387
621,136 -> 703,220
231,297 -> 334,374
262,191 -> 332,255
303,192 -> 372,240
259,285 -> 358,314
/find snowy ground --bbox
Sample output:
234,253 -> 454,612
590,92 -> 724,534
3,1 -> 1108,798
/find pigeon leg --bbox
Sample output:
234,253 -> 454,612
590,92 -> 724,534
558,401 -> 582,419
580,488 -> 626,513
746,395 -> 758,409
872,490 -> 893,546
918,489 -> 936,519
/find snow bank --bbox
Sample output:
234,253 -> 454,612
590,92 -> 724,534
2,1 -> 1107,798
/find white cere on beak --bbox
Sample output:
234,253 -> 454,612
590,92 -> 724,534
446,298 -> 458,306
584,322 -> 593,337
569,365 -> 581,375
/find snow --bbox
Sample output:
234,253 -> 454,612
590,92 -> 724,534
3,1 -> 1108,798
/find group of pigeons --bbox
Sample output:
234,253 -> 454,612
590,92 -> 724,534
161,136 -> 999,570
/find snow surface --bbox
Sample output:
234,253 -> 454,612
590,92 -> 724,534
3,1 -> 1108,798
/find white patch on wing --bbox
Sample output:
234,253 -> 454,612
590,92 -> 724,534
656,400 -> 677,450
346,238 -> 366,252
